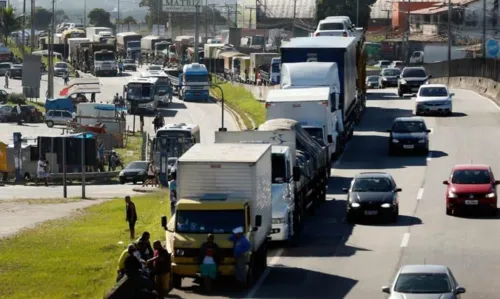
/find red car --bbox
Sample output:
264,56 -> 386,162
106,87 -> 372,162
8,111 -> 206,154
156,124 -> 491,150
443,164 -> 500,216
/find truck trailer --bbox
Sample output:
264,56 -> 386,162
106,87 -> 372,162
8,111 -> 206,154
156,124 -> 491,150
161,143 -> 272,289
116,32 -> 142,59
141,35 -> 171,56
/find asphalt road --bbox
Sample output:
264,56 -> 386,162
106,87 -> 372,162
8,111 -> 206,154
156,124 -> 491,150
164,87 -> 500,299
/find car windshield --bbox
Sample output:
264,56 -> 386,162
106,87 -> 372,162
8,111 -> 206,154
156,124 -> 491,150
352,178 -> 392,192
148,66 -> 162,71
55,63 -> 67,68
383,69 -> 401,76
124,59 -> 134,63
380,61 -> 390,66
126,161 -> 148,169
319,22 -> 345,30
403,69 -> 427,78
420,87 -> 448,97
175,210 -> 245,233
0,63 -> 10,69
394,273 -> 452,294
367,76 -> 378,82
451,169 -> 491,184
392,121 -> 426,133
167,158 -> 177,166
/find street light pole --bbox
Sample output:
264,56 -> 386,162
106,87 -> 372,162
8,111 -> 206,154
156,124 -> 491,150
48,0 -> 55,98
30,0 -> 35,51
22,0 -> 26,56
211,84 -> 226,131
84,0 -> 87,27
157,0 -> 161,35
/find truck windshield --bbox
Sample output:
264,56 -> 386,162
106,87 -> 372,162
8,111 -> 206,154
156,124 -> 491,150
127,84 -> 152,99
252,36 -> 265,46
271,153 -> 287,183
95,53 -> 115,61
304,127 -> 324,141
128,41 -> 140,48
185,74 -> 208,83
271,63 -> 280,73
156,43 -> 169,51
175,210 -> 245,233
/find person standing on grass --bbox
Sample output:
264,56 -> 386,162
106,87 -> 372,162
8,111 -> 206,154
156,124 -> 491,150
125,196 -> 137,239
147,240 -> 172,298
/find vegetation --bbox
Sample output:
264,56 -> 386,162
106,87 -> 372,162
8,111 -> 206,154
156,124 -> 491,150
118,16 -> 137,25
0,193 -> 170,299
116,133 -> 143,167
0,6 -> 20,44
88,8 -> 114,28
317,0 -> 375,27
211,81 -> 266,129
29,7 -> 69,30
4,92 -> 46,112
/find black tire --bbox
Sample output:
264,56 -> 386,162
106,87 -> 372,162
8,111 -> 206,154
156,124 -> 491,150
446,207 -> 452,216
132,179 -> 137,185
397,89 -> 403,97
391,207 -> 399,223
46,120 -> 54,128
490,208 -> 497,217
172,274 -> 182,289
119,178 -> 125,185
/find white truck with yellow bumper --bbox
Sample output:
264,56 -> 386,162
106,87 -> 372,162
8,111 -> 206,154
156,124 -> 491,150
161,143 -> 272,288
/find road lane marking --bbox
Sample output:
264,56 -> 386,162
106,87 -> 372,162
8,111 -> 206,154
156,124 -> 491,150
245,247 -> 284,298
416,188 -> 424,200
400,233 -> 411,247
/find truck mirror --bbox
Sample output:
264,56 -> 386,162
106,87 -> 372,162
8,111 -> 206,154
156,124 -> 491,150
327,135 -> 333,144
161,215 -> 168,229
293,166 -> 301,181
255,215 -> 262,227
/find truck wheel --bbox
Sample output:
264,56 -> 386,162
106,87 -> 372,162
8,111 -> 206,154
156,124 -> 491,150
172,274 -> 182,289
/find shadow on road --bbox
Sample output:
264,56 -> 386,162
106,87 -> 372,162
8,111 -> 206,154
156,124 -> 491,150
356,214 -> 423,227
158,109 -> 178,118
252,265 -> 358,298
367,91 -> 409,101
328,175 -> 353,195
430,150 -> 448,159
168,102 -> 187,109
355,106 -> 414,132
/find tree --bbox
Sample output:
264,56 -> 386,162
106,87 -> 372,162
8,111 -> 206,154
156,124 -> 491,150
316,0 -> 374,27
120,16 -> 137,25
88,8 -> 113,27
32,7 -> 51,29
54,9 -> 69,24
0,6 -> 20,44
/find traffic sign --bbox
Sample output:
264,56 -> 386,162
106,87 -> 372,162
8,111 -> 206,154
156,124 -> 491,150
163,0 -> 201,13
486,39 -> 499,58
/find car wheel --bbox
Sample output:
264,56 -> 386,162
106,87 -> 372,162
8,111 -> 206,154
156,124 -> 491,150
119,178 -> 125,185
489,208 -> 497,217
397,89 -> 403,97
346,211 -> 355,223
446,207 -> 453,215
390,207 -> 399,223
46,120 -> 54,128
132,179 -> 137,185
447,111 -> 453,116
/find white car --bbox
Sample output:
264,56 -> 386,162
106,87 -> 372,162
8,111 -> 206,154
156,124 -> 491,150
415,84 -> 454,116
147,65 -> 163,71
313,19 -> 352,37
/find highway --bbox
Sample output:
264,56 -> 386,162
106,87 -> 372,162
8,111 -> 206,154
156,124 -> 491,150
165,86 -> 500,299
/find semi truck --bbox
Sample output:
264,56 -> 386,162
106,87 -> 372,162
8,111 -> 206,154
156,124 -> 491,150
85,27 -> 112,41
67,37 -> 90,63
214,130 -> 299,243
141,35 -> 171,56
258,118 -> 329,223
166,63 -> 210,101
62,28 -> 85,44
73,43 -> 117,76
160,143 -> 272,289
280,36 -> 366,159
259,57 -> 281,85
116,32 -> 142,59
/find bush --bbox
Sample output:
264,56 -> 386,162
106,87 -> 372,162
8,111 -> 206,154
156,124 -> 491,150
7,92 -> 26,104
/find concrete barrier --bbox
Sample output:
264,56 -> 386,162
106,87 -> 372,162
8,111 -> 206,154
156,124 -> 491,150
50,171 -> 119,181
430,76 -> 500,104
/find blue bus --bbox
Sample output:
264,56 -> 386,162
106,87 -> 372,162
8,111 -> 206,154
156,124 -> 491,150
140,70 -> 173,106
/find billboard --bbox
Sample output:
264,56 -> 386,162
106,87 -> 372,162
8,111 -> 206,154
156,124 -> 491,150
22,54 -> 41,97
163,0 -> 201,13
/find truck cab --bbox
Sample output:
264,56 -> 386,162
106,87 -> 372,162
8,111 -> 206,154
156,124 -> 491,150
126,40 -> 141,59
179,63 -> 209,102
94,49 -> 117,76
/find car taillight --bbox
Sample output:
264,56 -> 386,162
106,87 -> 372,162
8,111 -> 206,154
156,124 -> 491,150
265,103 -> 272,108
314,32 -> 320,37
342,32 -> 347,37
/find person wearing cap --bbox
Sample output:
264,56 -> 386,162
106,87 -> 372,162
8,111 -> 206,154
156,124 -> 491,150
116,243 -> 136,282
228,227 -> 251,287
198,234 -> 221,293
147,240 -> 172,297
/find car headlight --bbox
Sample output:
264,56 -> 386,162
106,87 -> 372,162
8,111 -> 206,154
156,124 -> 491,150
175,249 -> 185,256
272,218 -> 285,224
381,203 -> 392,208
392,139 -> 399,143
448,191 -> 457,198
418,139 -> 426,143
486,192 -> 496,198
400,79 -> 407,85
351,202 -> 360,208
382,77 -> 387,81
119,171 -> 124,176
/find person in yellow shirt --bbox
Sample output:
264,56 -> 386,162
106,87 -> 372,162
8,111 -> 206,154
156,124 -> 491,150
116,244 -> 136,282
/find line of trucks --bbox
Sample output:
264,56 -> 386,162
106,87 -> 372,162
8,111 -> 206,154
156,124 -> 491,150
158,30 -> 367,289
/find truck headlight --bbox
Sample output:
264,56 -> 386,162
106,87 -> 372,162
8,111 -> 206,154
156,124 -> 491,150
272,218 -> 285,224
392,139 -> 399,143
175,249 -> 185,256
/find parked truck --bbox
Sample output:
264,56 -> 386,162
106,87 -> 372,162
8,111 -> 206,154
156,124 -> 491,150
249,53 -> 279,84
166,63 -> 210,101
258,118 -> 329,223
141,35 -> 171,56
86,27 -> 112,41
266,86 -> 337,167
62,28 -> 85,44
161,143 -> 272,289
214,130 -> 299,243
67,37 -> 90,63
116,32 -> 142,59
73,42 -> 117,76
259,57 -> 281,85
280,36 -> 366,159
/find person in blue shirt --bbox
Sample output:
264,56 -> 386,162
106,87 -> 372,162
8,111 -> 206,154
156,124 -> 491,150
228,226 -> 251,288
169,172 -> 177,215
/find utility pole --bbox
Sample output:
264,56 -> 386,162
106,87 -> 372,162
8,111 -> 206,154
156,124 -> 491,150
194,5 -> 199,62
226,4 -> 232,27
356,0 -> 359,27
293,0 -> 297,32
405,0 -> 411,64
84,0 -> 87,26
482,0 -> 486,58
30,0 -> 35,51
48,0 -> 55,98
22,0 -> 26,56
205,0 -> 208,38
117,0 -> 121,27
210,4 -> 216,34
235,3 -> 238,28
157,0 -> 161,35
447,0 -> 452,83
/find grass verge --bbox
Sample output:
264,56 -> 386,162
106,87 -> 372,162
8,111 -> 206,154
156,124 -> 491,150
210,80 -> 266,129
4,97 -> 46,112
116,132 -> 143,167
0,192 -> 170,299
2,197 -> 83,204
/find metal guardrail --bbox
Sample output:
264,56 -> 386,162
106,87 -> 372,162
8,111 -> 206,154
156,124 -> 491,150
50,171 -> 119,180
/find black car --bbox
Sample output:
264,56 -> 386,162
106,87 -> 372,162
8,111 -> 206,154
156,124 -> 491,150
9,64 -> 22,79
123,59 -> 137,71
119,160 -> 149,184
397,67 -> 431,97
344,172 -> 401,223
379,68 -> 401,88
387,117 -> 430,155
8,105 -> 43,123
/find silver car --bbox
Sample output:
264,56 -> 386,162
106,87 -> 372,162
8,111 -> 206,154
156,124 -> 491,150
54,62 -> 69,77
0,62 -> 12,76
382,265 -> 466,298
45,110 -> 73,127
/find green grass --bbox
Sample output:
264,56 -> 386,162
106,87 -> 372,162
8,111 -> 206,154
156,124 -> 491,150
0,192 -> 171,299
366,66 -> 381,71
4,98 -> 46,112
116,133 -> 143,166
210,80 -> 266,129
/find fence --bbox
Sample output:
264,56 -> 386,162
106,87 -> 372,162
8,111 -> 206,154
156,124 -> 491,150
425,58 -> 500,82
